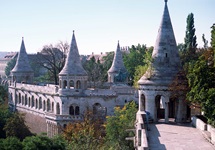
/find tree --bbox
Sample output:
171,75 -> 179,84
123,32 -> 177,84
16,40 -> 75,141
104,101 -> 137,150
5,58 -> 16,77
211,24 -> 215,66
123,44 -> 151,85
63,110 -> 104,150
0,105 -> 12,138
0,137 -> 22,150
37,42 -> 68,84
3,113 -> 32,140
186,49 -> 215,126
181,13 -> 198,64
202,34 -> 208,49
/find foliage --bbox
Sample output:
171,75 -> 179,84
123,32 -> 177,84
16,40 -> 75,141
202,34 -> 208,49
36,42 -> 68,85
123,44 -> 153,85
22,135 -> 67,150
211,24 -> 215,66
186,49 -> 215,126
0,136 -> 22,150
3,113 -> 32,140
0,105 -> 13,138
0,86 -> 8,105
181,13 -> 198,65
63,110 -> 104,150
104,101 -> 137,150
5,58 -> 17,77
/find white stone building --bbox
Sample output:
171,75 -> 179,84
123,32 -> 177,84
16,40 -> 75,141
8,32 -> 138,137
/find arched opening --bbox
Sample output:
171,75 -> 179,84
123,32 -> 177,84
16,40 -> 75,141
169,98 -> 176,118
28,97 -> 31,107
75,106 -> 80,115
140,94 -> 146,111
56,103 -> 60,114
22,96 -> 24,105
69,80 -> 74,89
93,103 -> 102,115
155,95 -> 165,120
51,102 -> 54,112
39,97 -> 42,109
31,96 -> 34,107
15,94 -> 18,104
35,99 -> 38,109
43,100 -> 46,111
47,99 -> 51,112
63,80 -> 67,89
25,95 -> 27,106
76,80 -> 81,89
69,106 -> 74,115
59,80 -> 62,88
19,93 -> 21,104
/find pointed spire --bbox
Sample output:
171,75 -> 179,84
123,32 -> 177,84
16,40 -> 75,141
108,41 -> 127,74
59,31 -> 87,76
138,0 -> 180,85
11,37 -> 33,73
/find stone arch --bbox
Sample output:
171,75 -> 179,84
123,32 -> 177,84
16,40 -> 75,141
69,105 -> 74,115
69,80 -> 74,89
19,93 -> 21,104
56,103 -> 60,114
93,103 -> 102,115
63,80 -> 67,89
47,99 -> 51,111
39,97 -> 42,109
31,95 -> 34,107
76,80 -> 81,89
28,97 -> 31,107
43,100 -> 46,111
75,106 -> 80,115
35,98 -> 38,109
51,102 -> 54,112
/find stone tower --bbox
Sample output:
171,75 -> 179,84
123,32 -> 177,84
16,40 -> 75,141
108,41 -> 128,83
58,31 -> 88,95
137,0 -> 186,123
11,37 -> 34,84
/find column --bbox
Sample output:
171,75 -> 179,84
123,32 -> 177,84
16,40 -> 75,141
138,91 -> 143,111
165,102 -> 169,123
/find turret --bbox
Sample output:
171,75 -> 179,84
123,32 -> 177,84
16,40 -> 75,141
108,41 -> 128,83
11,37 -> 34,84
58,31 -> 88,95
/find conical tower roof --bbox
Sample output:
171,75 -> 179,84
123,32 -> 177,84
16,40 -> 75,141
108,41 -> 127,73
11,37 -> 33,73
59,31 -> 87,76
138,0 -> 181,86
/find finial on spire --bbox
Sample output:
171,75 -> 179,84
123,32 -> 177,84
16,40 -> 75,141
165,0 -> 168,3
73,30 -> 75,33
22,37 -> 24,40
118,40 -> 119,43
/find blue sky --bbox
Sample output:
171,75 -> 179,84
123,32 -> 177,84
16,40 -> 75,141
0,0 -> 214,55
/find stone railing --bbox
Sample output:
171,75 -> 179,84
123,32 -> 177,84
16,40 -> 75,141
45,112 -> 83,121
192,116 -> 215,145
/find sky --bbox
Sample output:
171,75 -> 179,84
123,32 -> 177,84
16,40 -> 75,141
0,0 -> 214,55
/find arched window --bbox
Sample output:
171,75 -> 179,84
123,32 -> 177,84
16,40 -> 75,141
25,94 -> 27,105
59,80 -> 62,88
51,102 -> 54,112
10,93 -> 13,102
19,93 -> 21,104
22,96 -> 24,105
76,80 -> 81,89
15,94 -> 18,104
75,106 -> 80,115
56,103 -> 60,114
141,94 -> 146,111
69,106 -> 74,115
35,99 -> 38,109
47,99 -> 50,111
43,100 -> 46,111
69,80 -> 74,89
32,96 -> 34,107
63,80 -> 67,89
93,103 -> 102,114
28,97 -> 31,107
39,97 -> 42,109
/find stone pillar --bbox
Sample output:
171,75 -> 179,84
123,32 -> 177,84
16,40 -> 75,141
138,91 -> 144,111
165,102 -> 169,123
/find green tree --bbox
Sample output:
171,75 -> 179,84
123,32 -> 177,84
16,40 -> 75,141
3,113 -> 32,140
0,137 -> 22,150
5,58 -> 16,77
123,44 -> 150,84
187,49 -> 215,126
211,23 -> 215,66
202,34 -> 208,49
22,135 -> 67,150
181,13 -> 198,65
104,101 -> 137,150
